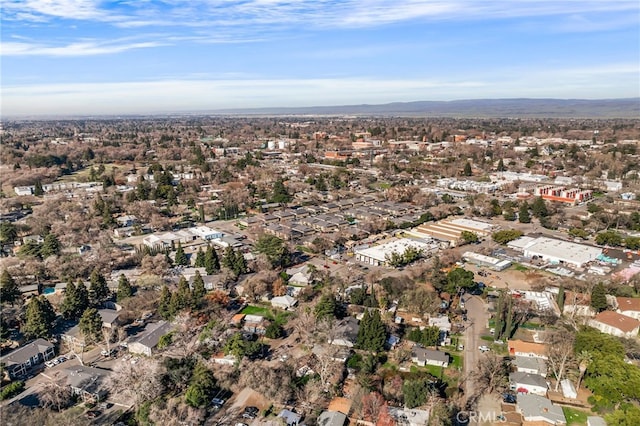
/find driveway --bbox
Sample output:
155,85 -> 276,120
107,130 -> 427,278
462,294 -> 490,406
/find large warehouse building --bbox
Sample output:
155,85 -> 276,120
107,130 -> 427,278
354,238 -> 438,266
408,218 -> 497,247
508,236 -> 602,268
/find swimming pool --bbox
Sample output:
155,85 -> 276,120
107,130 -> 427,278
43,287 -> 56,295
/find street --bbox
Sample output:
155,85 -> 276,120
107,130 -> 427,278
462,294 -> 490,406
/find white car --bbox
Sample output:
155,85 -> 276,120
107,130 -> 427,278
478,345 -> 490,352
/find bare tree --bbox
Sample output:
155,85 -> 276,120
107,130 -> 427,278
546,331 -> 575,391
312,345 -> 344,390
38,383 -> 73,412
106,358 -> 164,408
470,353 -> 508,395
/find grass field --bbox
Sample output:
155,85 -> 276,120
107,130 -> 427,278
241,305 -> 271,316
563,407 -> 589,426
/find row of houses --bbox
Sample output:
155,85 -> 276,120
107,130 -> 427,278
563,293 -> 640,338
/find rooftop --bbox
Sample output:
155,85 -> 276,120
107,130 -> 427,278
0,338 -> 54,366
616,297 -> 640,312
593,310 -> 640,333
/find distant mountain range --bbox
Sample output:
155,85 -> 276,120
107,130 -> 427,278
211,98 -> 640,118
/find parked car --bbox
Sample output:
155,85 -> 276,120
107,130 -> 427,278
242,406 -> 259,419
85,410 -> 101,419
478,345 -> 490,352
45,360 -> 56,368
503,393 -> 517,404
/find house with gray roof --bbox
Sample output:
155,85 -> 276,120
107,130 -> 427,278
62,365 -> 110,403
329,317 -> 360,348
514,355 -> 548,376
317,410 -> 347,426
510,372 -> 549,396
411,347 -> 449,367
128,321 -> 173,357
0,338 -> 55,378
516,394 -> 566,425
277,409 -> 302,426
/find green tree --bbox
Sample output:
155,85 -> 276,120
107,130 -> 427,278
185,363 -> 218,408
492,229 -> 524,244
89,269 -> 110,304
460,231 -> 479,244
557,285 -> 565,311
356,310 -> 386,353
270,178 -> 292,204
172,276 -> 192,312
233,249 -> 248,275
568,228 -> 589,240
0,269 -> 21,305
22,296 -> 56,339
502,205 -> 516,221
497,158 -> 506,171
595,230 -> 623,246
174,242 -> 189,266
33,181 -> 44,196
158,285 -> 173,319
0,222 -> 18,244
463,162 -> 472,176
265,322 -> 284,339
605,405 -> 640,426
590,282 -> 608,312
192,271 -> 206,304
193,247 -> 205,268
531,197 -> 548,218
403,377 -> 434,409
116,274 -> 133,301
40,233 -> 61,257
204,244 -> 220,274
518,201 -> 531,223
446,268 -> 475,294
79,307 -> 103,344
255,234 -> 290,268
314,293 -> 338,321
625,237 -> 640,250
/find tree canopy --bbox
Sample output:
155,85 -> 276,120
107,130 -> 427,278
356,310 -> 387,353
79,307 -> 103,344
254,234 -> 290,268
22,296 -> 56,339
0,270 -> 20,305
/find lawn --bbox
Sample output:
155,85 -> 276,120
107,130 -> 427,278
512,263 -> 529,272
241,305 -> 271,316
563,407 -> 589,426
450,354 -> 462,369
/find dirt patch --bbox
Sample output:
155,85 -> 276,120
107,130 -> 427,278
230,387 -> 270,412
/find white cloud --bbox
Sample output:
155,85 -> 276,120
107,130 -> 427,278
0,40 -> 167,56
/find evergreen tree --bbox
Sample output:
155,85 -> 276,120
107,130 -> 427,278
531,196 -> 549,218
222,246 -> 235,271
33,181 -> 44,196
254,234 -> 289,268
497,158 -> 506,171
356,310 -> 386,352
590,282 -> 608,312
270,177 -> 292,203
172,277 -> 192,311
204,245 -> 220,274
174,242 -> 189,266
463,162 -> 472,176
22,296 -> 56,339
557,285 -> 565,311
79,307 -> 103,344
185,363 -> 218,408
314,293 -> 337,321
60,280 -> 77,319
233,249 -> 248,275
502,205 -> 516,221
194,247 -> 206,268
0,222 -> 18,244
75,280 -> 90,314
89,269 -> 110,304
158,285 -> 173,319
116,274 -> 133,301
192,271 -> 206,304
0,269 -> 21,305
518,201 -> 531,223
40,233 -> 61,257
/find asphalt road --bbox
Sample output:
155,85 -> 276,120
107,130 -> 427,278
462,294 -> 490,406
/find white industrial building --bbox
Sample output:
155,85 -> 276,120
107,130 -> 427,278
508,236 -> 602,268
354,238 -> 438,266
462,251 -> 512,271
409,217 -> 497,247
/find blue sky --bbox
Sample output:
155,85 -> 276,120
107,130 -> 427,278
1,0 -> 639,116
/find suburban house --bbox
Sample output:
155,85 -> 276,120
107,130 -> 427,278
514,356 -> 548,377
317,410 -> 348,426
0,338 -> 55,378
98,308 -> 121,329
516,394 -> 566,425
286,264 -> 315,287
271,295 -> 298,310
128,321 -> 174,357
243,314 -> 269,335
277,409 -> 303,426
588,310 -> 640,338
411,347 -> 449,368
508,340 -> 548,360
616,297 -> 640,320
329,317 -> 360,348
510,372 -> 549,396
62,365 -> 110,403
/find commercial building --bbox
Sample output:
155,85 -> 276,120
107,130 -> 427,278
509,236 -> 602,269
354,238 -> 438,266
534,185 -> 592,204
462,251 -> 512,271
409,218 -> 497,247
